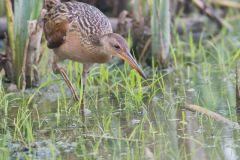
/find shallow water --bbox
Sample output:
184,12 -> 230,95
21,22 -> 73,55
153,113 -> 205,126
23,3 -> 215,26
0,64 -> 240,160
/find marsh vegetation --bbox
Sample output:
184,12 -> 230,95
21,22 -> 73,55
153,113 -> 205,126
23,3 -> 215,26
0,0 -> 240,159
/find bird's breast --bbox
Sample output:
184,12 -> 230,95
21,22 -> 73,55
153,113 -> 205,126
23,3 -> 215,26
53,32 -> 111,63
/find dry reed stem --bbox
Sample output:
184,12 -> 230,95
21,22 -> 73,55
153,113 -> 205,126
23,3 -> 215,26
139,38 -> 151,62
185,104 -> 240,129
22,10 -> 45,89
210,0 -> 240,9
193,0 -> 232,31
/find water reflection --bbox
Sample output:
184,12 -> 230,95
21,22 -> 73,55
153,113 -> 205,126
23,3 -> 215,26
222,127 -> 238,160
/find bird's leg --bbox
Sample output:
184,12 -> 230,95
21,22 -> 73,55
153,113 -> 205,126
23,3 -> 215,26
80,64 -> 92,114
52,56 -> 79,101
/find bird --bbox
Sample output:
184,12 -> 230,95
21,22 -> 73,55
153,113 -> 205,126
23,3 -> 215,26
43,0 -> 146,113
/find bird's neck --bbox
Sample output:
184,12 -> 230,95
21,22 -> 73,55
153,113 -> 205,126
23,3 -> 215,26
44,0 -> 60,11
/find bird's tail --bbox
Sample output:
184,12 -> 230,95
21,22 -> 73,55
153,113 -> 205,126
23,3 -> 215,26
44,0 -> 60,11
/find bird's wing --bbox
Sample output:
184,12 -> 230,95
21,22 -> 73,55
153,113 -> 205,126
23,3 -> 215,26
43,5 -> 69,49
44,1 -> 113,49
64,1 -> 113,38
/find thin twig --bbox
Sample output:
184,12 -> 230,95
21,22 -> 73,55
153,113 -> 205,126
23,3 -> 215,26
81,134 -> 140,143
38,128 -> 140,143
139,38 -> 151,62
22,23 -> 31,90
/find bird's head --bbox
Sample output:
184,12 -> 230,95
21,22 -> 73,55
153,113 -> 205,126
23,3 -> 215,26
100,33 -> 146,79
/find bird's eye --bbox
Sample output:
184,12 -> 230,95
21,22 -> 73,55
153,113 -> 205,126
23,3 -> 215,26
113,44 -> 121,50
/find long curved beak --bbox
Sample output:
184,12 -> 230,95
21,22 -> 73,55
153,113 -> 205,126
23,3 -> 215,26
119,50 -> 147,79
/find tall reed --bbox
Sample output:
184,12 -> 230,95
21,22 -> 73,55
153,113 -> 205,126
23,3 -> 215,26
0,0 -> 5,16
151,0 -> 171,65
13,0 -> 42,86
132,0 -> 171,65
4,0 -> 42,86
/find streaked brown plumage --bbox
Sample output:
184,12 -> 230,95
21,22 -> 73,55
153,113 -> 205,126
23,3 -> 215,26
43,0 -> 146,113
